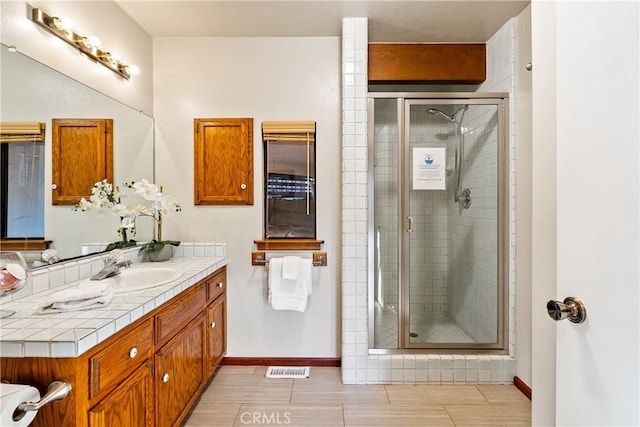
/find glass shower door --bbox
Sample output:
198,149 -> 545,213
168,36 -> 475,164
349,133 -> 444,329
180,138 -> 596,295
371,97 -> 401,349
403,99 -> 506,349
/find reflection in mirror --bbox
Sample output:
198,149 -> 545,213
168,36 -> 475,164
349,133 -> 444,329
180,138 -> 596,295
0,122 -> 46,240
262,121 -> 316,239
0,44 -> 154,266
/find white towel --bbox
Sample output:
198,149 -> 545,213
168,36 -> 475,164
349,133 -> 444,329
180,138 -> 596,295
268,257 -> 313,312
281,256 -> 301,280
38,282 -> 114,314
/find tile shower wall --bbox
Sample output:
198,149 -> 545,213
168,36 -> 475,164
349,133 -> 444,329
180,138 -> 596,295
447,104 -> 499,343
407,108 -> 451,317
373,99 -> 399,309
341,17 -> 518,384
480,19 -> 519,358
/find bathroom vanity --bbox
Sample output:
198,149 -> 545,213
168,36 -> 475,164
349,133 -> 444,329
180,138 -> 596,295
0,253 -> 227,427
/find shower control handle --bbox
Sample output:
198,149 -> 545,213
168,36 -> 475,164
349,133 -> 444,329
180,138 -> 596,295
407,216 -> 413,233
547,297 -> 587,323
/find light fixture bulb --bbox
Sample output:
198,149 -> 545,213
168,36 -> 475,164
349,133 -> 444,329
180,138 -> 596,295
56,16 -> 74,31
128,64 -> 140,75
87,35 -> 101,49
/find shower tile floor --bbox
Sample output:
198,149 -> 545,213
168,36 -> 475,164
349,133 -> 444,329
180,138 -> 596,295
374,304 -> 474,348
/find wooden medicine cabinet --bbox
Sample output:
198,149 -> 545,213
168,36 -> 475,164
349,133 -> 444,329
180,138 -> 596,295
51,118 -> 113,205
194,118 -> 254,205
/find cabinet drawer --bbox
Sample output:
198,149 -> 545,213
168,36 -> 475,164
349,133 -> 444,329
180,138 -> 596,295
206,267 -> 226,303
155,284 -> 206,347
89,318 -> 153,399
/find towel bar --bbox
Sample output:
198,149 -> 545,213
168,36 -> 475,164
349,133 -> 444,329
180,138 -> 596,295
251,251 -> 327,267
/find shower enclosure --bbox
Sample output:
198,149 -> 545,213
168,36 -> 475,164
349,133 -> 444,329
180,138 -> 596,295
368,93 -> 509,351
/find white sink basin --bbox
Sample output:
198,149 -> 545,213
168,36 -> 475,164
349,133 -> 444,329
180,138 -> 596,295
105,267 -> 182,294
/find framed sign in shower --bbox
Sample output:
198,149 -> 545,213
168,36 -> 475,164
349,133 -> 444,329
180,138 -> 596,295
261,121 -> 317,239
412,147 -> 446,190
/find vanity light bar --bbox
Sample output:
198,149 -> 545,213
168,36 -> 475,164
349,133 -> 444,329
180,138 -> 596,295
31,8 -> 131,80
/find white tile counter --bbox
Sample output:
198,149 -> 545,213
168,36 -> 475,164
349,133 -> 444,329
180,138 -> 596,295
0,255 -> 227,358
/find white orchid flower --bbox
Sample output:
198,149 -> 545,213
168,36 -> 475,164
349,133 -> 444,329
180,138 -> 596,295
120,216 -> 136,229
77,179 -> 180,242
132,179 -> 161,201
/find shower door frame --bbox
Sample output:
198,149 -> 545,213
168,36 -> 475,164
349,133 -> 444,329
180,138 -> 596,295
367,92 -> 510,353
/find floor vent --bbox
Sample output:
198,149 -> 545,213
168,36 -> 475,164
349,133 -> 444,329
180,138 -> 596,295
265,366 -> 310,379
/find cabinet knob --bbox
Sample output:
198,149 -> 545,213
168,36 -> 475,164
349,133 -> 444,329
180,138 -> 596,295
51,183 -> 58,189
129,347 -> 138,358
240,183 -> 247,190
217,282 -> 224,288
162,373 -> 169,383
210,321 -> 216,329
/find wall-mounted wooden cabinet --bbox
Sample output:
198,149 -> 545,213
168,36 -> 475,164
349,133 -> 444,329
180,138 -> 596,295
194,118 -> 253,205
51,118 -> 113,205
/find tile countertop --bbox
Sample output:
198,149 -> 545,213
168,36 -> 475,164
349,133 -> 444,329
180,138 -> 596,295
0,256 -> 227,358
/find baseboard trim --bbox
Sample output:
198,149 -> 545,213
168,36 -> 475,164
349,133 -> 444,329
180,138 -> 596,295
222,357 -> 341,367
513,376 -> 532,400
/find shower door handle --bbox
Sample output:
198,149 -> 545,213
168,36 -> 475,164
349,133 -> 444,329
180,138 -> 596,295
407,216 -> 414,233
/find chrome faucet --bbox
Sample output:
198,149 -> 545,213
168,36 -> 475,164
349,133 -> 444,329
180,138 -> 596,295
91,250 -> 131,280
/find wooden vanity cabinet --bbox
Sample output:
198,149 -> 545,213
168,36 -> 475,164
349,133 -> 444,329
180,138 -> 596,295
88,360 -> 154,426
0,266 -> 227,427
205,266 -> 227,377
154,282 -> 207,427
206,296 -> 226,377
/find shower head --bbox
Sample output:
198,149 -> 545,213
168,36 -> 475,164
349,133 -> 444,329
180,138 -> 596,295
427,106 -> 469,124
427,108 -> 456,124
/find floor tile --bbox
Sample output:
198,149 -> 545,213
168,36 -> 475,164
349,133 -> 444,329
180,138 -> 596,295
292,372 -> 389,404
343,403 -> 454,427
182,402 -> 241,427
385,384 -> 489,404
445,403 -> 532,426
202,372 -> 293,403
218,365 -> 262,375
185,366 -> 531,427
477,384 -> 530,404
234,404 -> 344,427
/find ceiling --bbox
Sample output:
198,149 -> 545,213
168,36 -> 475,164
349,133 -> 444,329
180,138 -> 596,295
115,0 -> 530,42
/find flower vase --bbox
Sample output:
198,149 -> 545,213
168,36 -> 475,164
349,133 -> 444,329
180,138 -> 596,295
147,244 -> 173,262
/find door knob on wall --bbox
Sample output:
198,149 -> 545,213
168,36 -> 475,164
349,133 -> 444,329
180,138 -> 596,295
547,297 -> 587,323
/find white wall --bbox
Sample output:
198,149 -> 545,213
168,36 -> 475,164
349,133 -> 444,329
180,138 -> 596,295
152,37 -> 342,357
0,0 -> 154,115
514,4 -> 532,388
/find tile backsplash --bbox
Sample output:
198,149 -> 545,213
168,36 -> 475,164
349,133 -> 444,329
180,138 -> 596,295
1,242 -> 226,302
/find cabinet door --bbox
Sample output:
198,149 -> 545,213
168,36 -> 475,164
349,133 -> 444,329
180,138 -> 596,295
194,118 -> 253,205
206,295 -> 226,377
51,118 -> 113,205
88,360 -> 154,427
155,314 -> 206,427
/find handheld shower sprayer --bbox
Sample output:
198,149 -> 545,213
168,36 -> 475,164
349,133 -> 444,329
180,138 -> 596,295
426,105 -> 470,208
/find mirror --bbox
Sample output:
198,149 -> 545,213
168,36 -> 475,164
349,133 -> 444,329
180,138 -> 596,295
0,43 -> 154,264
262,121 -> 317,239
